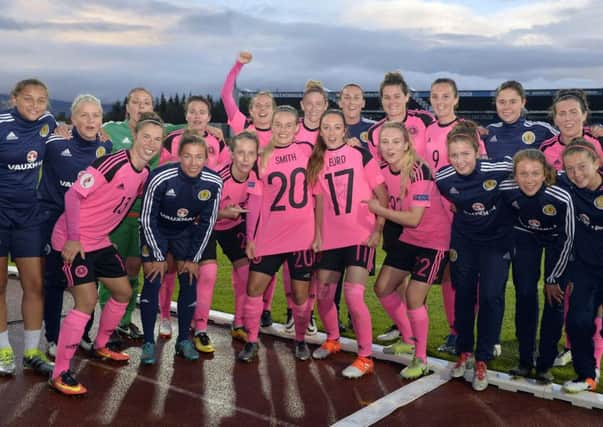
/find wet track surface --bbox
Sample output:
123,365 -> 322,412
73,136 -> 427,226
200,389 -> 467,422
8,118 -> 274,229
1,278 -> 601,426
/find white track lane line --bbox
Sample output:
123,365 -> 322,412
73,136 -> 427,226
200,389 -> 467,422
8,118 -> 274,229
332,372 -> 450,427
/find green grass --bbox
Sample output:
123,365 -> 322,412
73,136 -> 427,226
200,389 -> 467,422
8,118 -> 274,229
167,246 -> 595,390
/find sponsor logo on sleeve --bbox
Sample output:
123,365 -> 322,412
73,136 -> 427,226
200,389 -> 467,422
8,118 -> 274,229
79,172 -> 95,189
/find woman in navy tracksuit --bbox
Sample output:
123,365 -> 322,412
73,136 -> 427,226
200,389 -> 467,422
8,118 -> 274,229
557,138 -> 603,393
138,130 -> 222,364
436,121 -> 513,392
499,149 -> 574,382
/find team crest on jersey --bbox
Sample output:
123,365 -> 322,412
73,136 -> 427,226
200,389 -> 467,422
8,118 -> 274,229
360,131 -> 369,143
482,179 -> 497,191
177,208 -> 189,218
26,150 -> 38,163
594,196 -> 603,210
542,204 -> 557,216
472,202 -> 485,212
528,219 -> 541,228
449,249 -> 458,262
96,146 -> 106,158
79,173 -> 95,189
39,124 -> 49,137
75,265 -> 88,278
521,131 -> 536,145
198,189 -> 211,201
141,245 -> 150,257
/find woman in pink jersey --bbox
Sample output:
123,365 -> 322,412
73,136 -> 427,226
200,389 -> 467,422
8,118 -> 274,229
424,78 -> 487,355
214,131 -> 259,341
157,95 -> 231,341
48,112 -> 164,396
539,89 -> 603,370
367,122 -> 451,379
296,80 -> 329,145
367,72 -> 435,162
220,51 -> 275,149
307,109 -> 388,379
541,89 -> 603,170
238,106 -> 315,363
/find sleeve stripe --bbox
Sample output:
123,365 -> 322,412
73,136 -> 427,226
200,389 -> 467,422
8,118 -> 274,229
192,190 -> 222,263
545,187 -> 574,283
97,151 -> 128,175
140,167 -> 179,261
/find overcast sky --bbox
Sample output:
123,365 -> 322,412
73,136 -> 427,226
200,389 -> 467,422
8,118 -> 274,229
2,0 -> 602,102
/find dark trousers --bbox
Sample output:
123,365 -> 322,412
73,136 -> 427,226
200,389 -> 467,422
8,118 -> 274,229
565,260 -> 603,380
451,232 -> 511,362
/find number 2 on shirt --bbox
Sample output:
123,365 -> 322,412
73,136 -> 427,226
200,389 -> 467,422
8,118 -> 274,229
268,167 -> 308,211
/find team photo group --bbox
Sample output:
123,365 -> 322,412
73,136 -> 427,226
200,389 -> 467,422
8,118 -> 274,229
1,50 -> 602,399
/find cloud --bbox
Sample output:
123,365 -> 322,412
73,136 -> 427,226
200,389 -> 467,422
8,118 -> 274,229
0,0 -> 602,102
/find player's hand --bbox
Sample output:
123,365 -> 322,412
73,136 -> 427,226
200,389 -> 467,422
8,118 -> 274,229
346,137 -> 361,148
590,124 -> 603,138
207,125 -> 225,141
544,283 -> 564,306
223,204 -> 248,219
144,261 -> 168,282
177,260 -> 199,283
246,241 -> 256,260
366,231 -> 381,248
98,128 -> 110,143
54,123 -> 73,140
362,199 -> 381,214
238,51 -> 253,64
311,235 -> 321,253
61,240 -> 84,265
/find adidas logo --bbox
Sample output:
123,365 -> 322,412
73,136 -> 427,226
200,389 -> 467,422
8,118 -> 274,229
490,135 -> 497,143
122,137 -> 131,145
6,131 -> 18,140
166,188 -> 176,197
117,183 -> 125,190
450,187 -> 460,194
512,201 -> 520,209
60,148 -> 72,157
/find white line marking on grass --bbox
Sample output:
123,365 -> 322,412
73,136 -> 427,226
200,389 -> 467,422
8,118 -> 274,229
332,373 -> 450,427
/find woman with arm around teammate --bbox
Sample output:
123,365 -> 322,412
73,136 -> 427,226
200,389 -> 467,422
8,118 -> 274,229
238,106 -> 315,362
138,130 -> 222,364
48,112 -> 164,395
498,149 -> 574,382
40,94 -> 112,357
0,79 -> 57,376
308,109 -> 388,378
435,121 -> 514,392
367,122 -> 451,379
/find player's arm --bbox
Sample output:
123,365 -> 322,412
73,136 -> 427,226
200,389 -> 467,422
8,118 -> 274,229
220,52 -> 252,123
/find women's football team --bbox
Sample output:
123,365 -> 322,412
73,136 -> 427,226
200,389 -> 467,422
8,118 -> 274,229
1,50 -> 603,397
